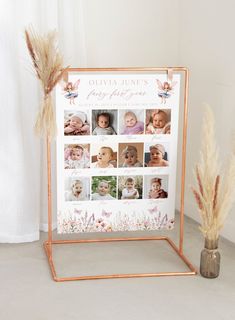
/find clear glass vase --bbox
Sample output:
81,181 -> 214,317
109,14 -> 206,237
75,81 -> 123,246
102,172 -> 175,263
200,238 -> 220,278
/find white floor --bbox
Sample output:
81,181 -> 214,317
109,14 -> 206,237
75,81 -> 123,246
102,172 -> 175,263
1,215 -> 235,320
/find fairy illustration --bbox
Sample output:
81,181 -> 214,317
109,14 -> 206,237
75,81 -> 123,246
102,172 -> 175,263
156,79 -> 177,104
61,79 -> 80,104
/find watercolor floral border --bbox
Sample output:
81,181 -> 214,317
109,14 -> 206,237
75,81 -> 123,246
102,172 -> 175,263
57,207 -> 174,234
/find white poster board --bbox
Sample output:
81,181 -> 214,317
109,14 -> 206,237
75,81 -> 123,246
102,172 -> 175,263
56,70 -> 180,233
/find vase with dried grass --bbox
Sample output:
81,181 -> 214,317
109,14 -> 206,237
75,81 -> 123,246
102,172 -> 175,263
25,27 -> 69,138
192,105 -> 235,278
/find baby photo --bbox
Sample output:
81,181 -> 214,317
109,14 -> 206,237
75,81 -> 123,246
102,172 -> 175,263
64,110 -> 90,135
119,109 -> 144,135
118,175 -> 143,200
144,175 -> 168,199
92,110 -> 117,135
91,143 -> 117,168
118,143 -> 143,168
144,142 -> 169,167
91,176 -> 117,200
146,109 -> 171,134
64,144 -> 90,169
64,177 -> 90,201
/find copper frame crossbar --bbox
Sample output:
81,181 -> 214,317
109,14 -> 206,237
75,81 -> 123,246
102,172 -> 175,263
44,237 -> 196,281
44,67 -> 197,282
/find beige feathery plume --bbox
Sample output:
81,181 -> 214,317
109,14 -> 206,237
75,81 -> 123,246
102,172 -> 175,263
25,27 -> 69,138
192,104 -> 235,243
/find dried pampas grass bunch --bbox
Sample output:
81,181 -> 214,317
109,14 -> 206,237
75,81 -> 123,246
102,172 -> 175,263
192,105 -> 235,242
25,27 -> 69,138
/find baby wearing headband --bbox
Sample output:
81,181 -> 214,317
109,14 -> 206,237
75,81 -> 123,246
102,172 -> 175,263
64,145 -> 90,169
120,145 -> 143,167
147,144 -> 169,167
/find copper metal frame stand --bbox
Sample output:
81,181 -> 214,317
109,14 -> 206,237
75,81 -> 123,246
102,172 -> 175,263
44,67 -> 197,282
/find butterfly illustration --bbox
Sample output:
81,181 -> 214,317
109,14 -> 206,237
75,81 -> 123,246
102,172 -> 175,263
102,209 -> 112,218
148,205 -> 158,214
74,208 -> 82,215
61,79 -> 80,104
156,79 -> 177,104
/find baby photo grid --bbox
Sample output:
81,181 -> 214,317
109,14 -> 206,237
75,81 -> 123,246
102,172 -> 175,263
56,73 -> 181,233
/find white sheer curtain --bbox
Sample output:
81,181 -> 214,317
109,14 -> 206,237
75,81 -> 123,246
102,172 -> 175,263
0,0 -> 87,242
0,0 -> 181,243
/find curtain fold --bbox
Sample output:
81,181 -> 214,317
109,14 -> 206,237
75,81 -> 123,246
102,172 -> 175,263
0,0 -> 86,243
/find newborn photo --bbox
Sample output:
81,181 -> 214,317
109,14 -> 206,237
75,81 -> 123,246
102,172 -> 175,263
64,110 -> 90,136
92,110 -> 117,135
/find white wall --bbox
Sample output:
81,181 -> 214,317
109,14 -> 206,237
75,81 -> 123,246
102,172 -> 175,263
82,0 -> 180,67
177,0 -> 235,243
80,0 -> 235,242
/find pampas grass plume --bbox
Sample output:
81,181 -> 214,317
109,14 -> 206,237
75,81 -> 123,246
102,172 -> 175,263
192,104 -> 235,241
25,26 -> 69,138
